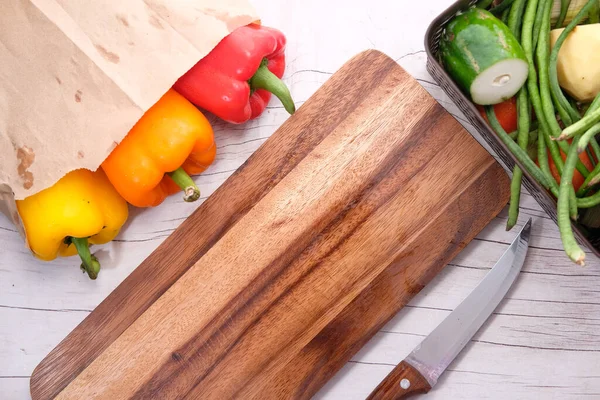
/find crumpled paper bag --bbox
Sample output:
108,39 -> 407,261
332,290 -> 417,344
0,0 -> 259,237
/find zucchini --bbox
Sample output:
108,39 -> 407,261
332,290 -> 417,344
440,8 -> 529,105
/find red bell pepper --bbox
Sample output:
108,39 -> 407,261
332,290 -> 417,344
173,24 -> 295,124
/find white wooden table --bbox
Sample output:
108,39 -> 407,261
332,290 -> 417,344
2,1 -> 600,399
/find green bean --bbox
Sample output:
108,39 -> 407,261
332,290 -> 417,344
560,106 -> 600,140
577,162 -> 600,195
507,120 -> 539,140
508,0 -> 527,40
529,129 -> 539,145
589,174 -> 600,187
532,0 -> 547,54
537,121 -> 561,198
550,0 -> 599,124
537,0 -> 562,138
527,140 -> 539,162
555,0 -> 572,28
564,142 -> 590,177
523,0 -> 564,175
586,146 -> 597,168
522,0 -> 541,64
537,0 -> 590,177
576,98 -> 600,185
491,0 -> 518,15
505,0 -> 529,231
508,169 -> 524,229
578,101 -> 600,175
570,186 -> 579,220
548,0 -> 575,126
551,83 -> 573,126
542,129 -> 566,175
558,133 -> 586,265
578,189 -> 600,208
583,94 -> 600,163
590,137 -> 600,162
486,107 -> 555,190
536,108 -> 565,178
577,123 -> 600,153
544,132 -> 590,178
477,0 -> 495,9
590,0 -> 600,23
529,120 -> 540,133
508,87 -> 531,231
502,7 -> 511,23
568,96 -> 581,119
578,185 -> 595,198
587,92 -> 600,114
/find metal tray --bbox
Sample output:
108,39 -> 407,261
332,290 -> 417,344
424,0 -> 600,257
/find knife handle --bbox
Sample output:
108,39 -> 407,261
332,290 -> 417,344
366,361 -> 432,399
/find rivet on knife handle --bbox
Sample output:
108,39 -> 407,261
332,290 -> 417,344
366,361 -> 431,399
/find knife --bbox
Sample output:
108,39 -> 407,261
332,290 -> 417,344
367,217 -> 532,400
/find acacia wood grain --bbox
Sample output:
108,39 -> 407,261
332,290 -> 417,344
30,50 -> 510,400
367,361 -> 432,399
244,164 -> 508,400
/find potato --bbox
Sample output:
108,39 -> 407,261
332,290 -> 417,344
550,24 -> 600,103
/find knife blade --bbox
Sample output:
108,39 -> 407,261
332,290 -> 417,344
367,217 -> 532,400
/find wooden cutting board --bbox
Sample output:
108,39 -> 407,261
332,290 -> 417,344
30,50 -> 510,400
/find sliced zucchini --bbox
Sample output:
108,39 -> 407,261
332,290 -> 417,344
440,8 -> 528,105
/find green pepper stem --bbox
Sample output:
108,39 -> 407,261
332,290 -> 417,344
250,59 -> 296,115
70,237 -> 100,280
167,167 -> 200,202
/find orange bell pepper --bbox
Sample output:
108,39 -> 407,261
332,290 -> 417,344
101,89 -> 216,207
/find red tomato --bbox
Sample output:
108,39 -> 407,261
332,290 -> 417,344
548,140 -> 595,192
478,97 -> 518,133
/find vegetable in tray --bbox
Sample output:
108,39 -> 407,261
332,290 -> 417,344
440,8 -> 529,105
440,0 -> 600,266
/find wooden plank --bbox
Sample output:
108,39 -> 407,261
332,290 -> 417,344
245,165 -> 509,399
30,50 -> 510,400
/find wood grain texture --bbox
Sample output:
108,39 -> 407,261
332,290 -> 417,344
30,50 -> 510,400
366,361 -> 431,399
251,164 -> 507,400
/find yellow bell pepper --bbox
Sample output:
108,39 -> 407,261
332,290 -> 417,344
16,168 -> 128,279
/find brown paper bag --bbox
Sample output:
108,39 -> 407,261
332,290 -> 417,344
0,0 -> 259,238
